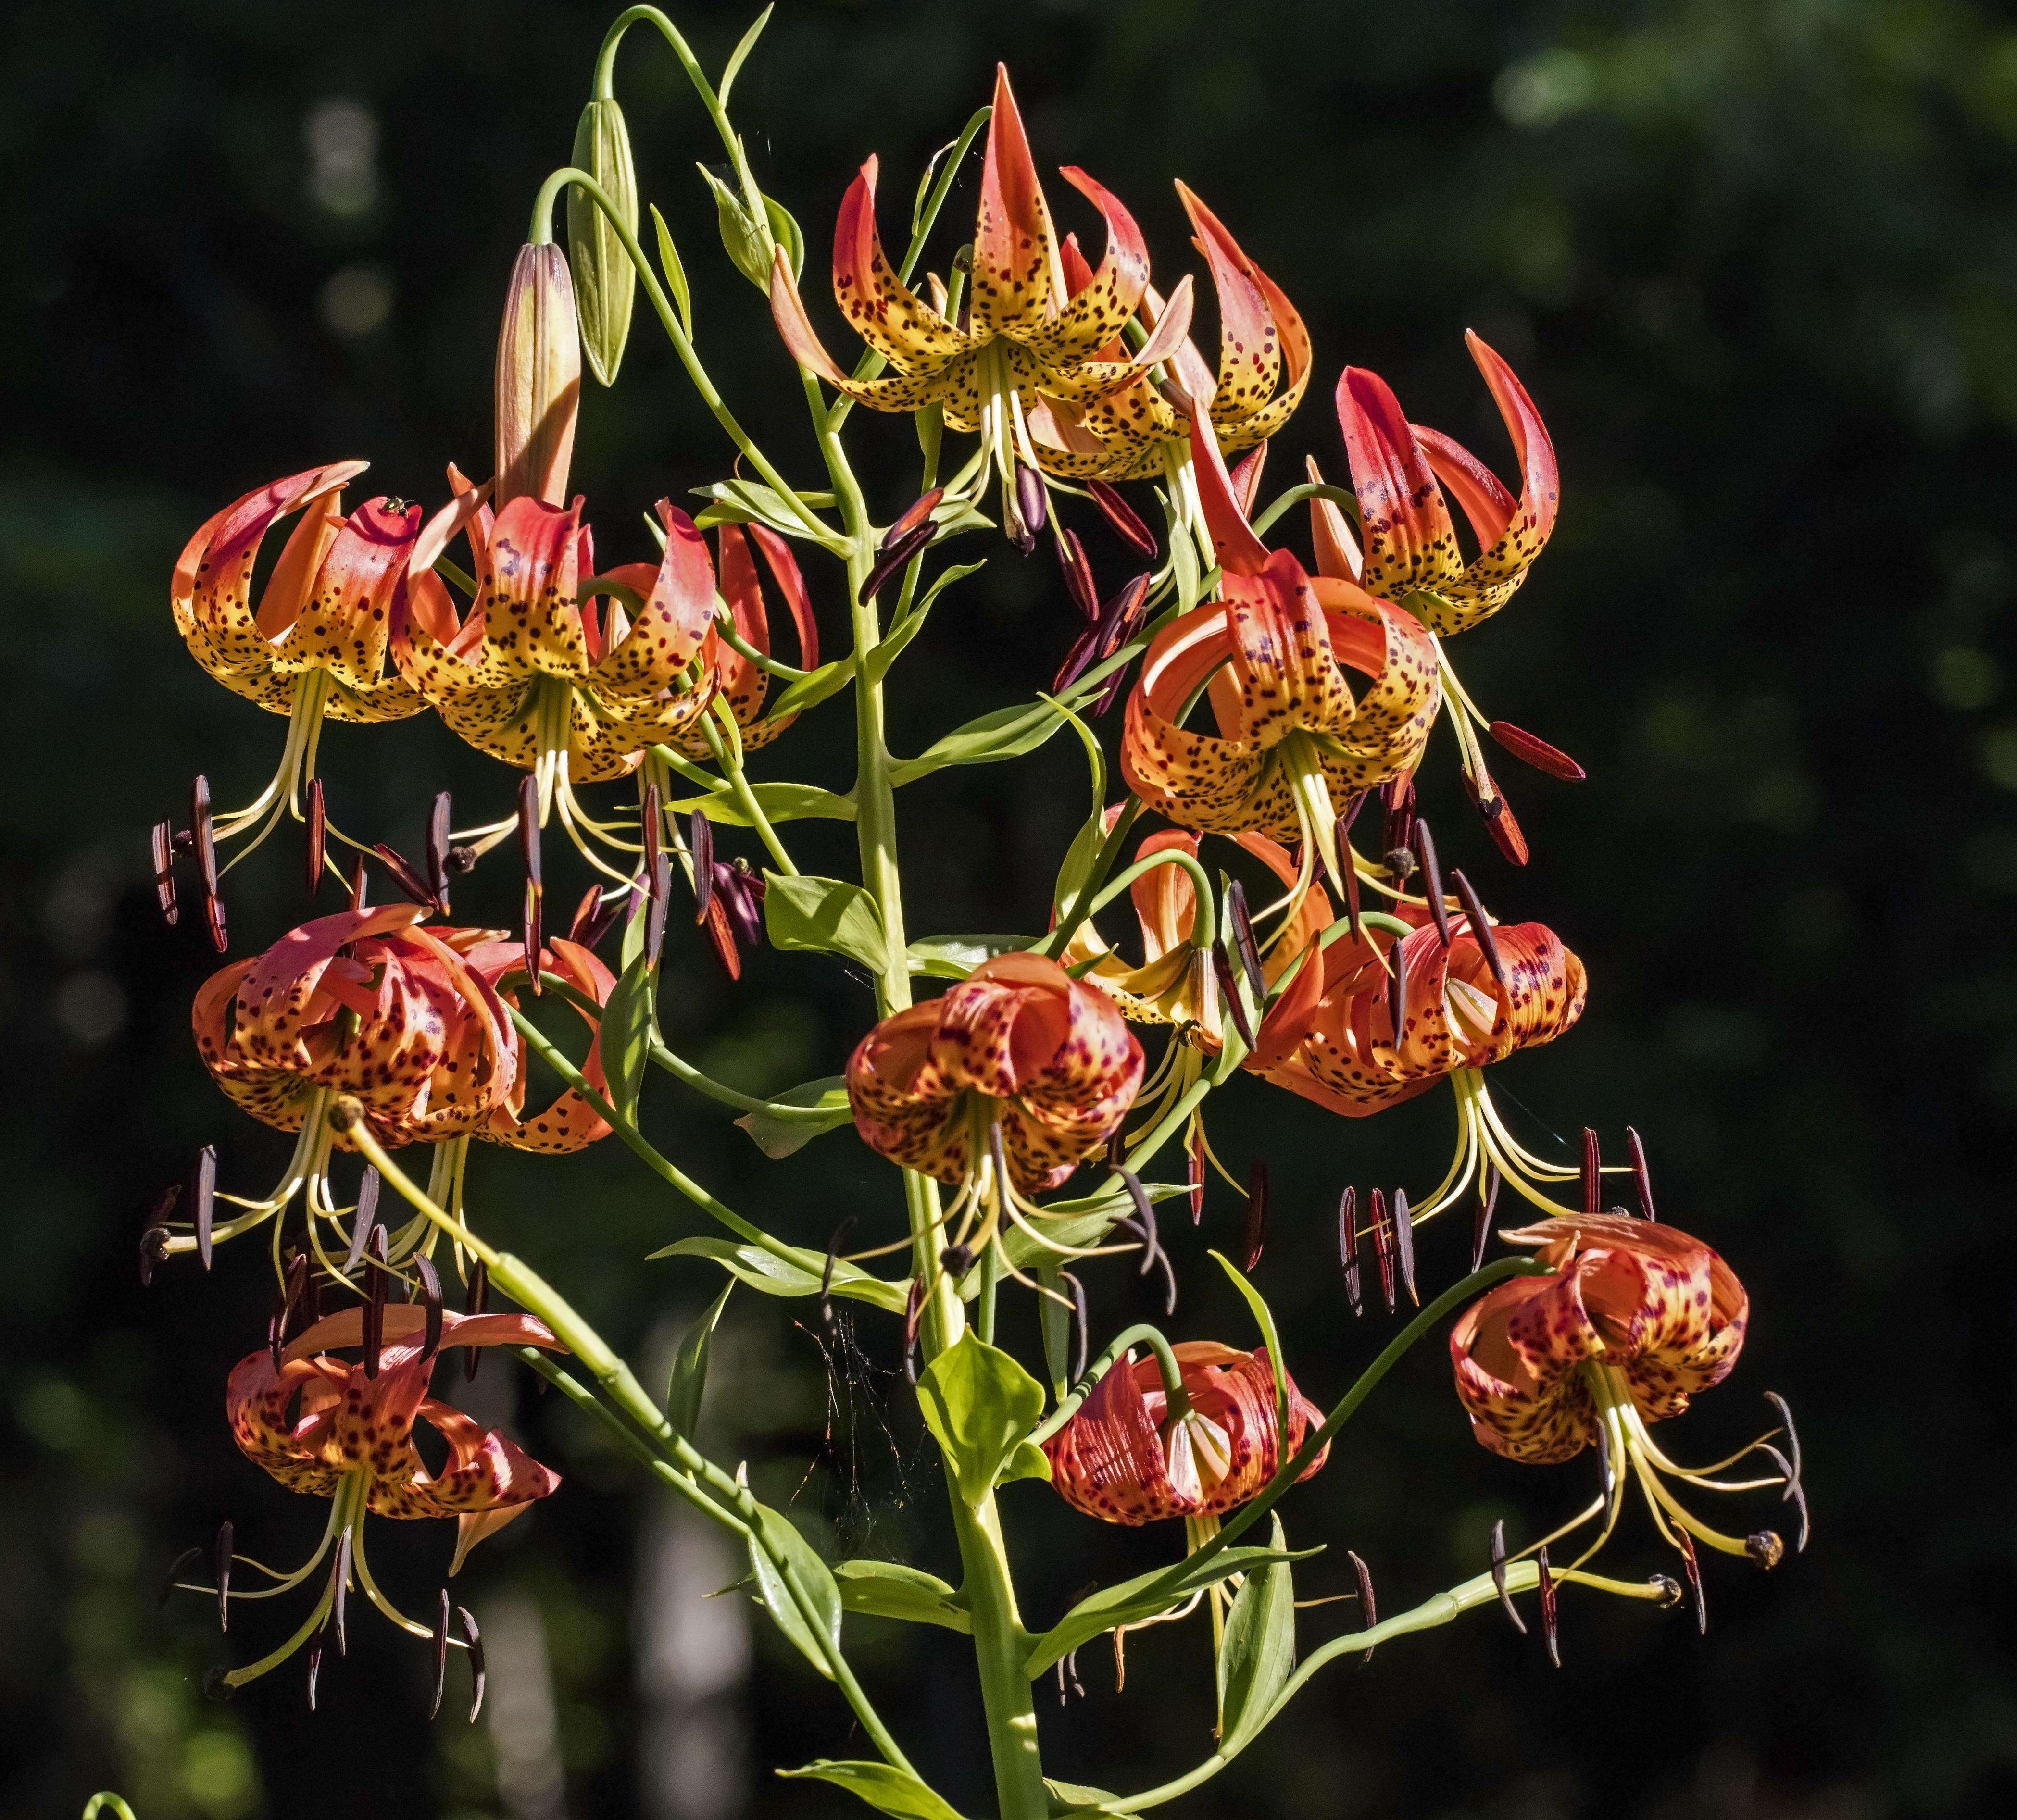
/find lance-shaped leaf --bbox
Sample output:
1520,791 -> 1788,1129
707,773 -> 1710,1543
1216,1514 -> 1297,1750
888,695 -> 1093,786
778,1761 -> 967,1820
764,656 -> 857,722
831,1560 -> 972,1633
664,1283 -> 732,1439
1024,1543 -> 1317,1677
649,1235 -> 907,1314
747,1502 -> 842,1679
905,933 -> 1037,980
733,1075 -> 853,1158
599,954 -> 655,1124
763,873 -> 890,972
1048,1781 -> 1143,1820
915,1332 -> 1046,1507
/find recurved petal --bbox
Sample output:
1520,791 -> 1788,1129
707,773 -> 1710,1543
1041,1347 -> 1190,1525
846,1001 -> 970,1183
971,66 -> 1062,338
592,501 -> 715,695
225,1350 -> 346,1496
480,496 -> 590,677
1450,1274 -> 1602,1463
273,498 -> 423,693
469,935 -> 617,1152
832,157 -> 974,374
1336,367 -> 1463,601
1018,166 -> 1151,364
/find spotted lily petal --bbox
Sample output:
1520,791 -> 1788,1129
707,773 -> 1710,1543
971,65 -> 1062,338
468,935 -> 618,1152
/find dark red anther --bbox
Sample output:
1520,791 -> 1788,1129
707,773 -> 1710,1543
1061,1269 -> 1090,1382
1392,1187 -> 1417,1306
1016,462 -> 1049,540
349,852 -> 369,913
1472,1161 -> 1501,1273
331,1530 -> 352,1656
1212,948 -> 1256,1049
413,1254 -> 444,1360
1675,1530 -> 1706,1634
689,810 -> 714,926
1766,1391 -> 1803,1486
458,1606 -> 486,1723
1348,1549 -> 1377,1663
1227,879 -> 1265,1002
159,1544 -> 202,1610
1380,775 -> 1416,858
191,1145 -> 217,1271
202,893 -> 229,952
213,1520 -> 234,1633
1242,1159 -> 1268,1273
430,1589 -> 451,1720
464,1259 -> 488,1382
882,487 -> 944,553
150,818 -> 179,926
646,851 -> 672,970
342,1167 -> 380,1275
362,1226 -> 388,1380
721,860 -> 766,949
372,842 -> 435,909
1448,869 -> 1505,987
1537,1546 -> 1561,1665
1087,479 -> 1158,560
1338,1187 -> 1363,1315
1368,1187 -> 1398,1313
306,1611 -> 329,1710
427,792 -> 452,912
1385,937 -> 1408,1048
272,1249 -> 310,1370
566,883 -> 600,946
858,519 -> 935,603
1119,1169 -> 1160,1281
1581,1128 -> 1602,1217
303,779 -> 328,897
902,1278 -> 925,1384
1626,1126 -> 1656,1219
189,775 -> 219,897
138,1222 -> 171,1287
1228,443 -> 1267,516
1488,720 -> 1587,782
1411,821 -> 1450,947
1052,622 -> 1101,694
1490,1519 -> 1526,1633
1186,1126 -> 1205,1226
1463,769 -> 1530,866
1056,528 -> 1098,620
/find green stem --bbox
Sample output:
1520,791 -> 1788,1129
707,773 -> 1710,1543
1038,847 -> 1215,962
1030,1322 -> 1192,1441
699,702 -> 798,873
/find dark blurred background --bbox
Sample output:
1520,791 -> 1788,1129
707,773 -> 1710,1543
4,1 -> 2014,1816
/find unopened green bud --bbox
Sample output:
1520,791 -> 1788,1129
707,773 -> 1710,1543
568,99 -> 638,387
700,165 -> 770,290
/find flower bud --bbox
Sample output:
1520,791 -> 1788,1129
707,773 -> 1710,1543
494,243 -> 581,509
567,99 -> 638,387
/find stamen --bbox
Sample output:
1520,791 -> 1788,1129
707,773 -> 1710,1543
302,779 -> 326,898
1087,480 -> 1158,560
1746,1531 -> 1785,1570
1016,462 -> 1049,540
859,520 -> 935,603
1392,1188 -> 1417,1306
518,776 -> 543,992
371,841 -> 434,909
362,1226 -> 388,1380
1758,1444 -> 1810,1553
1120,1171 -> 1162,1283
1462,772 -> 1531,867
1472,1160 -> 1501,1272
1381,776 -> 1416,862
1348,1551 -> 1377,1664
271,1250 -> 309,1369
1056,528 -> 1098,620
342,1167 -> 381,1275
1187,1124 -> 1204,1225
151,817 -> 180,925
464,1259 -> 488,1382
902,1280 -> 924,1384
1487,720 -> 1587,783
427,792 -> 453,913
214,1521 -> 234,1633
1766,1392 -> 1804,1486
1368,1188 -> 1397,1314
1594,1408 -> 1616,1499
349,853 -> 369,913
1489,1520 -> 1526,1633
1411,821 -> 1449,946
1212,949 -> 1256,1049
1339,1186 -> 1363,1316
1536,1546 -> 1561,1665
1242,1160 -> 1268,1273
1675,1530 -> 1707,1634
1581,1128 -> 1602,1217
1060,1269 -> 1090,1381
1626,1126 -> 1656,1219
191,775 -> 225,952
1227,880 -> 1265,1002
306,1610 -> 330,1710
413,1254 -> 444,1359
1448,869 -> 1505,987
430,1589 -> 451,1720
458,1606 -> 486,1723
192,1146 -> 217,1271
882,487 -> 944,553
331,1531 -> 352,1656
646,848 -> 673,969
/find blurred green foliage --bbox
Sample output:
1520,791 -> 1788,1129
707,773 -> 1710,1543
4,1 -> 2016,1817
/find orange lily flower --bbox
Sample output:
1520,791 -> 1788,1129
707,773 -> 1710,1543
769,66 -> 1193,538
396,477 -> 718,815
1030,185 -> 1310,484
181,1302 -> 564,1701
663,521 -> 820,757
1043,1341 -> 1327,1529
1120,414 -> 1440,896
1453,1216 -> 1800,1602
1329,331 -> 1559,639
170,463 -> 426,868
465,935 -> 618,1153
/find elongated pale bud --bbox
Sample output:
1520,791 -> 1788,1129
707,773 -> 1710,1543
494,243 -> 581,509
568,100 -> 638,386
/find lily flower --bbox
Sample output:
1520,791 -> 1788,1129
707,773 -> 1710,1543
1452,1216 -> 1799,1598
395,476 -> 719,873
175,1301 -> 564,1703
846,954 -> 1144,1291
1043,1341 -> 1327,1530
465,935 -> 618,1153
664,522 -> 820,757
1029,184 -> 1310,486
768,65 -> 1194,541
171,464 -> 426,870
182,906 -> 514,1266
1120,412 -> 1441,904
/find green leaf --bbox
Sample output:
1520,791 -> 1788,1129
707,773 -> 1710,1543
717,3 -> 772,105
831,1560 -> 971,1632
778,1761 -> 968,1820
1023,1545 -> 1318,1677
600,954 -> 655,1125
888,696 -> 1090,786
764,655 -> 857,722
1210,1249 -> 1290,1437
689,476 -> 837,541
648,1235 -> 907,1315
732,1075 -> 853,1159
905,933 -> 1035,980
666,782 -> 855,827
664,1283 -> 732,1439
1216,1515 -> 1297,1751
863,560 -> 986,684
619,876 -> 651,972
763,872 -> 890,972
914,1333 -> 1046,1506
700,163 -> 770,288
996,1439 -> 1052,1487
764,193 -> 804,283
649,202 -> 693,341
1049,809 -> 1109,928
747,1503 -> 842,1678
1165,487 -> 1203,609
1047,1782 -> 1140,1820
568,99 -> 639,386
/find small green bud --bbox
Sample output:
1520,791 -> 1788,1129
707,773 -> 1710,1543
568,99 -> 639,386
700,165 -> 770,290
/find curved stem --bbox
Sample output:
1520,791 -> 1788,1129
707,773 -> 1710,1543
698,701 -> 798,874
1030,1322 -> 1192,1442
1037,847 -> 1215,962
